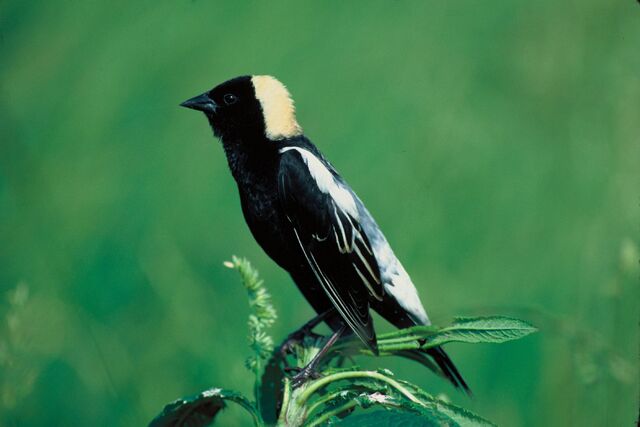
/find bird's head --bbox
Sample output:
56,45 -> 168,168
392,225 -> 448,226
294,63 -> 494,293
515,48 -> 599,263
181,75 -> 302,142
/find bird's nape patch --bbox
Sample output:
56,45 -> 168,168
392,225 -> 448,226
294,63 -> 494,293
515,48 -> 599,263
251,75 -> 302,141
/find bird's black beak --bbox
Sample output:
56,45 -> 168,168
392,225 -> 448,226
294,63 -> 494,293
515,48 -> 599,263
180,93 -> 218,113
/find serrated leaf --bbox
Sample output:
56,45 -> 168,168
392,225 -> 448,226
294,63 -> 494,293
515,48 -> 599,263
395,380 -> 495,427
149,388 -> 258,427
436,405 -> 495,427
333,410 -> 445,427
308,377 -> 470,427
422,316 -> 537,348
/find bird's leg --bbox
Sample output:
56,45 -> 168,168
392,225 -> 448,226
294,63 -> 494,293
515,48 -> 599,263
279,308 -> 335,358
291,325 -> 346,388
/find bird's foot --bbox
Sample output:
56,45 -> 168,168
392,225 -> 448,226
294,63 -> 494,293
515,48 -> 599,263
287,365 -> 322,388
279,309 -> 334,359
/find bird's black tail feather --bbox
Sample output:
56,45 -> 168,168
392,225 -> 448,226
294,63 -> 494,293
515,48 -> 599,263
425,346 -> 471,395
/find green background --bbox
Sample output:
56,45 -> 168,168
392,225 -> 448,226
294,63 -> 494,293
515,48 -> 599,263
1,1 -> 638,426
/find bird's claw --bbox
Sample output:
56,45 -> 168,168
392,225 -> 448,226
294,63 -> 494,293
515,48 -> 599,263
290,365 -> 322,388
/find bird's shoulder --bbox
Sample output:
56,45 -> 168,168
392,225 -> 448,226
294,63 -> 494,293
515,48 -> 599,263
275,137 -> 336,175
276,137 -> 358,214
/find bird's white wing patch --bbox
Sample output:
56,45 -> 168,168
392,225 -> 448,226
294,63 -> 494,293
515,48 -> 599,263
384,265 -> 429,325
355,202 -> 430,325
279,147 -> 359,219
252,75 -> 302,141
372,237 -> 429,325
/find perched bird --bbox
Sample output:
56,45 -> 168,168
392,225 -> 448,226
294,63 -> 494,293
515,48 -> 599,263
181,75 -> 468,391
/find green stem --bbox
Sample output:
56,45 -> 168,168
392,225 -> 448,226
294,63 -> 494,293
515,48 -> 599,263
377,326 -> 436,340
378,335 -> 423,345
253,360 -> 262,419
306,400 -> 357,427
305,390 -> 347,418
297,371 -> 426,408
379,342 -> 422,351
332,340 -> 422,355
277,378 -> 292,425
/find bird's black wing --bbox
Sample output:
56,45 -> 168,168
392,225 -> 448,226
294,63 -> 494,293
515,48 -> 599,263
277,147 -> 383,353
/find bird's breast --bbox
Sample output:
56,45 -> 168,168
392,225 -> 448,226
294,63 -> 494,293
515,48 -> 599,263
237,181 -> 300,272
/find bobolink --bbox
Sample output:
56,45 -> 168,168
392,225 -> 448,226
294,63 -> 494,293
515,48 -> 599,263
181,75 -> 468,391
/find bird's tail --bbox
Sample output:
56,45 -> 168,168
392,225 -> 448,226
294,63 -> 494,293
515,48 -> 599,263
425,346 -> 471,395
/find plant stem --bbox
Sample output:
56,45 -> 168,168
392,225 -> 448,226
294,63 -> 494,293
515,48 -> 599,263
379,342 -> 422,351
378,335 -> 423,345
253,360 -> 262,419
306,400 -> 357,427
305,390 -> 347,418
276,378 -> 292,425
377,326 -> 437,340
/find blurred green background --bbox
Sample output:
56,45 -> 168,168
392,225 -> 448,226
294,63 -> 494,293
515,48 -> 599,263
1,1 -> 639,426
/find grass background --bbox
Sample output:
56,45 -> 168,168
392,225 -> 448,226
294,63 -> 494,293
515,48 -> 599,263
1,1 -> 639,426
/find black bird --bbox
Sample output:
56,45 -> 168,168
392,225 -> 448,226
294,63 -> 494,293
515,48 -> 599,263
181,75 -> 469,391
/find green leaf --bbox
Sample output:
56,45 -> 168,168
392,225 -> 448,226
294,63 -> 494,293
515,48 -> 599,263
395,380 -> 495,427
148,388 -> 261,427
436,405 -> 495,427
333,410 -> 445,427
304,371 -> 488,427
422,316 -> 537,348
346,316 -> 536,355
311,372 -> 493,427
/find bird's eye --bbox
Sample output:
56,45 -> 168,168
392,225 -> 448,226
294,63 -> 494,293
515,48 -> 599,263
223,94 -> 238,105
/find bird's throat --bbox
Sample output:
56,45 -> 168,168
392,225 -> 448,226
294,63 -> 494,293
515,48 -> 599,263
221,137 -> 278,189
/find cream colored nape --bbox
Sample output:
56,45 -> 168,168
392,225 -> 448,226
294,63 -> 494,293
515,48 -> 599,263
251,75 -> 303,141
